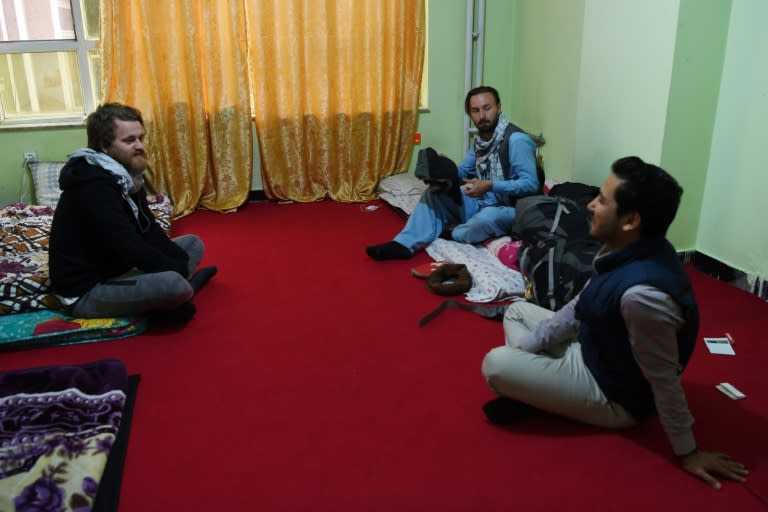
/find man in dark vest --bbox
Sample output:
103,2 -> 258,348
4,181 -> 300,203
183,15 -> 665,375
481,156 -> 748,488
365,85 -> 540,260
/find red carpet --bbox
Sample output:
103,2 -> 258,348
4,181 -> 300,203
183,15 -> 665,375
1,199 -> 766,511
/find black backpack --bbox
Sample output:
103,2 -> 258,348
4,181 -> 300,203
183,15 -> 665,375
513,195 -> 601,311
548,182 -> 600,213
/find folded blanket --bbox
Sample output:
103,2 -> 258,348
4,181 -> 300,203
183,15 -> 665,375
0,310 -> 146,352
0,359 -> 129,511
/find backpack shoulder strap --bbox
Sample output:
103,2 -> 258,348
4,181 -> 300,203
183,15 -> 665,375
499,123 -> 523,179
419,300 -> 509,327
499,123 -> 546,193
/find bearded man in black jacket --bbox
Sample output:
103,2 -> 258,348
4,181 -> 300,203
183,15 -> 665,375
49,103 -> 216,322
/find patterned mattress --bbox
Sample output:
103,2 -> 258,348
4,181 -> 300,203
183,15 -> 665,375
0,195 -> 173,315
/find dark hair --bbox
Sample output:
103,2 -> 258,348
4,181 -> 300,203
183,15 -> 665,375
86,103 -> 144,151
464,85 -> 501,115
611,156 -> 683,238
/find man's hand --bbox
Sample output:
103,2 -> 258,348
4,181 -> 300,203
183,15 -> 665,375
462,178 -> 492,198
680,449 -> 748,489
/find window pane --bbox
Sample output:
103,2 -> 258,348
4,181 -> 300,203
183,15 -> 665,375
88,48 -> 100,105
81,0 -> 99,40
0,0 -> 75,41
0,51 -> 83,118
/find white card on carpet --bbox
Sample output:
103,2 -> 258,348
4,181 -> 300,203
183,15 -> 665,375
716,382 -> 746,400
704,337 -> 735,355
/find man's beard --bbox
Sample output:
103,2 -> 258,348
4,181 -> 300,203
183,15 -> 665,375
125,154 -> 147,176
476,117 -> 498,137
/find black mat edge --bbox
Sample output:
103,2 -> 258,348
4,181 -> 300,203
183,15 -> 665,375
92,374 -> 141,512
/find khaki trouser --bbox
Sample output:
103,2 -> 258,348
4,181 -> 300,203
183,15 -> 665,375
481,301 -> 637,429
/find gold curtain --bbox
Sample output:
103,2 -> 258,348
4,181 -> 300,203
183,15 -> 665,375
246,0 -> 426,202
101,0 -> 253,216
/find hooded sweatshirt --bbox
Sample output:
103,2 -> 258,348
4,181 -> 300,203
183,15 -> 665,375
49,156 -> 189,297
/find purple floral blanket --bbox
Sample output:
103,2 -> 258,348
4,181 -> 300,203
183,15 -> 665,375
0,359 -> 129,511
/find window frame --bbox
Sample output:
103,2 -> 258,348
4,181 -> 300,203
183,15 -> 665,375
418,0 -> 429,112
0,0 -> 97,128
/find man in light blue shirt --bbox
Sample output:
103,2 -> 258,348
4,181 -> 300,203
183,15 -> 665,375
366,85 -> 540,260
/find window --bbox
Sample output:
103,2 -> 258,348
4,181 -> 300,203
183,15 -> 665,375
0,0 -> 100,127
418,0 -> 429,111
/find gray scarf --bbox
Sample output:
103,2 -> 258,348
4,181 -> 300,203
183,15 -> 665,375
473,113 -> 510,181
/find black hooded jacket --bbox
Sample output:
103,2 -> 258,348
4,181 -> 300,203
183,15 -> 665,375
48,157 -> 189,297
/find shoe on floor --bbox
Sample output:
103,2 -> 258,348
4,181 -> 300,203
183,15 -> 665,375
482,396 -> 534,425
147,301 -> 196,324
365,241 -> 412,260
410,261 -> 448,279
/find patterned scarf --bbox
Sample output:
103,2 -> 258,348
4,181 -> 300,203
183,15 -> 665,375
68,148 -> 145,224
473,113 -> 510,181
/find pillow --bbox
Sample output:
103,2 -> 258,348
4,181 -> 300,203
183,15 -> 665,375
27,162 -> 65,206
25,163 -> 174,233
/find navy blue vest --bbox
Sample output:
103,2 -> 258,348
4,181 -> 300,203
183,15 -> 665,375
574,238 -> 699,421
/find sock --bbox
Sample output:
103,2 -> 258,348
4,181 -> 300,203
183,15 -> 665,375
439,225 -> 456,241
147,301 -> 196,324
482,396 -> 535,425
189,266 -> 218,293
365,241 -> 413,261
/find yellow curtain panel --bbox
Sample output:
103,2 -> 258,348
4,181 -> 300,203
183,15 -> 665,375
247,0 -> 426,202
101,0 -> 253,216
101,0 -> 425,209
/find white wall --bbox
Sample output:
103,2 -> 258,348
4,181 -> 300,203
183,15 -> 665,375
571,0 -> 680,186
506,0 -> 586,184
698,0 -> 768,280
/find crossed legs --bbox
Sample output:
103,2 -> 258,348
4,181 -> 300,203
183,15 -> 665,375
71,234 -> 214,319
481,301 -> 636,429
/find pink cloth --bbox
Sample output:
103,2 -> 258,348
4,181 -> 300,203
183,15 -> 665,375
483,237 -> 522,271
496,240 -> 522,270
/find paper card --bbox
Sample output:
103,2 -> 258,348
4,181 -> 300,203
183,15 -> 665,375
704,337 -> 736,356
716,382 -> 746,400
